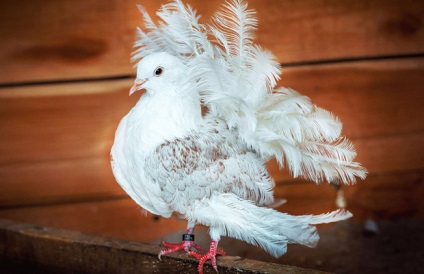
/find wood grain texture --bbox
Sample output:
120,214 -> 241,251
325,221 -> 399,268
272,170 -> 424,219
0,79 -> 136,208
250,0 -> 424,63
0,199 -> 186,243
273,182 -> 340,216
346,171 -> 424,218
0,0 -> 138,84
0,79 -> 137,164
0,157 -> 125,209
281,57 -> 424,139
1,0 -> 423,83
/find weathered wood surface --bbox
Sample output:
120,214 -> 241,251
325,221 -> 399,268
0,219 -> 330,274
1,0 -> 423,84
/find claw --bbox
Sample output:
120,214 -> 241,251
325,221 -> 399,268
158,240 -> 202,260
188,240 -> 225,274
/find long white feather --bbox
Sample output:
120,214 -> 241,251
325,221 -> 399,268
188,193 -> 352,257
210,0 -> 257,59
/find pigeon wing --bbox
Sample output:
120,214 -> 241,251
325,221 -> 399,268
143,118 -> 275,215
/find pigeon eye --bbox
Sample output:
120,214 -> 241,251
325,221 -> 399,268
154,67 -> 163,76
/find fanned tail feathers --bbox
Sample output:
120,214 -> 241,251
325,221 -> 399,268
132,0 -> 367,184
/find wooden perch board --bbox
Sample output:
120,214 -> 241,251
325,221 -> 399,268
0,219 -> 330,274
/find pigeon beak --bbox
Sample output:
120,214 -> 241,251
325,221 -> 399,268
129,79 -> 147,95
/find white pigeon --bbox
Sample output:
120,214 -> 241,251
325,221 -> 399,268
110,1 -> 367,273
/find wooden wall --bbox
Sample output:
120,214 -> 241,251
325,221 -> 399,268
0,0 -> 423,242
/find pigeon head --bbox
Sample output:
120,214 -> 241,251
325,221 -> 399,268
130,52 -> 187,96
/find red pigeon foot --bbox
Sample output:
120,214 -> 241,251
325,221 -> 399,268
158,240 -> 202,260
189,240 -> 225,274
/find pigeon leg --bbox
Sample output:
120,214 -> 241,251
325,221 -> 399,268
188,240 -> 226,274
158,225 -> 202,260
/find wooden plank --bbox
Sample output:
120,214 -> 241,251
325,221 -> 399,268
272,170 -> 424,219
0,0 -> 139,84
273,182 -> 340,216
345,171 -> 424,219
0,219 -> 328,274
281,57 -> 424,139
0,79 -> 136,208
1,0 -> 423,84
353,132 -> 424,174
0,157 -> 125,208
252,0 -> 424,63
0,79 -> 137,164
0,199 -> 186,243
0,79 -> 136,207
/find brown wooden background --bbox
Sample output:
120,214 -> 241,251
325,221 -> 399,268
0,0 -> 423,243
